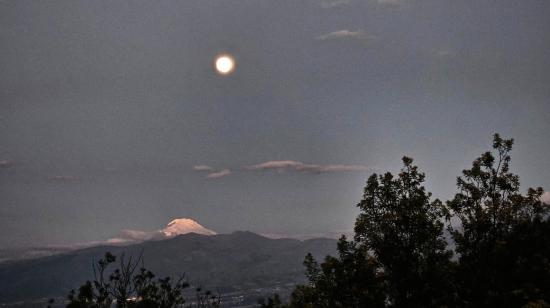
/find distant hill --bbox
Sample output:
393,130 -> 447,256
0,231 -> 337,306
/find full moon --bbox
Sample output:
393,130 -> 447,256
214,55 -> 235,75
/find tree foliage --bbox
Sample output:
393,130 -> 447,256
65,252 -> 220,308
288,240 -> 386,308
281,134 -> 549,307
287,156 -> 455,307
354,157 -> 455,307
448,134 -> 550,307
258,293 -> 284,308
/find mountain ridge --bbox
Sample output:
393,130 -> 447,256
0,231 -> 337,305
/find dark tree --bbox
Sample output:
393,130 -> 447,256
288,157 -> 455,307
264,134 -> 550,307
258,293 -> 284,308
288,240 -> 386,308
66,252 -> 220,308
354,157 -> 455,307
448,134 -> 550,307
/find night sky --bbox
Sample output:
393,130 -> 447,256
1,0 -> 549,247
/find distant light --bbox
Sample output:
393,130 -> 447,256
215,55 -> 235,75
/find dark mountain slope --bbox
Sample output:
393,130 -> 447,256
0,231 -> 336,303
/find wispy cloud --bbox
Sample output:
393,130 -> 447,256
316,29 -> 376,41
377,0 -> 403,6
318,0 -> 351,9
260,229 -> 353,240
193,165 -> 231,179
47,175 -> 80,182
206,169 -> 231,179
194,161 -> 369,178
193,165 -> 214,171
432,49 -> 456,58
246,160 -> 369,174
542,192 -> 550,204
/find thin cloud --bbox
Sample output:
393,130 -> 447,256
318,0 -> 351,9
193,165 -> 214,171
206,169 -> 231,179
542,192 -> 550,204
316,29 -> 376,41
432,49 -> 456,58
246,160 -> 369,174
260,229 -> 354,240
377,0 -> 403,6
47,175 -> 80,182
313,164 -> 371,172
193,165 -> 231,179
247,160 -> 304,170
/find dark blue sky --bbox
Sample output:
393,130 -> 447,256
1,0 -> 549,247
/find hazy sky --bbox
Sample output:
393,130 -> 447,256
1,0 -> 549,247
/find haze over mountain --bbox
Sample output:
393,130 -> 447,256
0,218 -> 346,267
0,230 -> 337,306
107,217 -> 217,244
0,218 -> 217,263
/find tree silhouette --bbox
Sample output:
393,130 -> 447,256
448,134 -> 550,307
354,157 -> 455,307
65,252 -> 220,308
288,240 -> 386,308
280,134 -> 550,307
258,293 -> 284,308
288,157 -> 455,307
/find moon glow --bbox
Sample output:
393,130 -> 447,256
215,55 -> 235,75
